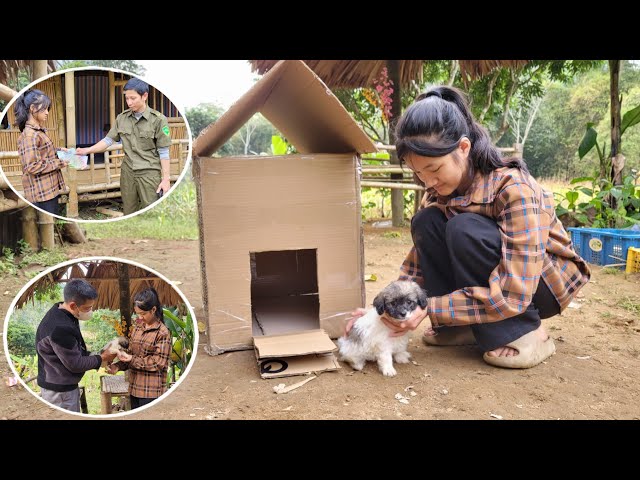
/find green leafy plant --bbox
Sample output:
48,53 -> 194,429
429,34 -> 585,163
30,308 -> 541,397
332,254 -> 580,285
6,323 -> 37,357
163,307 -> 194,387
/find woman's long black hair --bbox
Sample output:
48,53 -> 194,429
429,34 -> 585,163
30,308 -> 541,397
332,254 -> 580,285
13,89 -> 52,132
133,287 -> 164,324
395,85 -> 528,178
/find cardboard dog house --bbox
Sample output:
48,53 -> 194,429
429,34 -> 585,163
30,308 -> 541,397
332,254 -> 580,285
193,60 -> 376,378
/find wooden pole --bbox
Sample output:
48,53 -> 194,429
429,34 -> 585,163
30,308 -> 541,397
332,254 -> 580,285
21,208 -> 39,250
37,211 -> 55,249
108,71 -> 116,129
64,71 -> 79,218
117,263 -> 132,337
0,83 -> 17,102
105,150 -> 111,185
77,191 -> 122,202
55,76 -> 66,145
387,59 -> 405,227
28,60 -> 55,250
60,223 -> 86,244
32,61 -> 48,80
609,60 -> 623,186
361,181 -> 425,190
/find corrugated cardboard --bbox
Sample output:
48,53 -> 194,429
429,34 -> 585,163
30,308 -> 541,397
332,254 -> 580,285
194,60 -> 377,375
196,153 -> 363,351
254,330 -> 339,379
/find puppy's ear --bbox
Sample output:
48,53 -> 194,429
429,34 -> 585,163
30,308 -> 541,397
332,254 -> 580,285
417,287 -> 428,309
373,293 -> 385,315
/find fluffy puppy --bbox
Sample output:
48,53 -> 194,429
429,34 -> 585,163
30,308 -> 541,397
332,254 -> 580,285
338,281 -> 427,377
98,336 -> 129,367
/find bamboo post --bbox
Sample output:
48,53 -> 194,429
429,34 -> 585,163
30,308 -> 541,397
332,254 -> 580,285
90,153 -> 95,185
37,211 -> 55,249
0,83 -> 17,102
514,143 -> 524,158
28,60 -> 56,250
32,61 -> 48,80
108,71 -> 116,129
21,207 -> 39,250
64,71 -> 79,218
105,150 -> 111,184
387,59 -> 405,227
55,77 -> 65,145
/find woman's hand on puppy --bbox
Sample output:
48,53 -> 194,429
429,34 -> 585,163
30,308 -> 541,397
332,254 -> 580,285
344,308 -> 367,336
381,306 -> 428,337
117,350 -> 132,362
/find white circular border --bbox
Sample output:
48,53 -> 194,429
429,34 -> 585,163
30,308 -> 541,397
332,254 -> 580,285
3,256 -> 200,419
0,65 -> 194,224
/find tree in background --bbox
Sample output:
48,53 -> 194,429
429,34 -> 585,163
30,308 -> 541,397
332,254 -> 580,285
185,103 -> 275,156
58,60 -> 146,75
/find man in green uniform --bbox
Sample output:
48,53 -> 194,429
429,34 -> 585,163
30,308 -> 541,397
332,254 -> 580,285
77,78 -> 172,215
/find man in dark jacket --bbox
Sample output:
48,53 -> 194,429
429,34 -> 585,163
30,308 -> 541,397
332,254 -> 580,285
36,278 -> 117,412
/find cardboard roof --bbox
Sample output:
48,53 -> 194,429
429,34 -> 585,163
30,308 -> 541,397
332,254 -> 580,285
193,60 -> 377,157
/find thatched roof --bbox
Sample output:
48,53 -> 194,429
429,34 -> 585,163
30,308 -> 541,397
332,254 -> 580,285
249,60 -> 529,88
0,60 -> 56,85
16,260 -> 183,310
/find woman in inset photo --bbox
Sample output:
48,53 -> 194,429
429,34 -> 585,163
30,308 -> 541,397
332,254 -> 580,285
108,288 -> 171,410
14,89 -> 68,216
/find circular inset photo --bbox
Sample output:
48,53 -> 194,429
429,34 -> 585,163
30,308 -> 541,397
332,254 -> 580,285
0,67 -> 191,221
3,257 -> 197,417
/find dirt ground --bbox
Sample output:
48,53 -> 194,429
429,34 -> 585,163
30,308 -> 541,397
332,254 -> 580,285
1,226 -> 640,420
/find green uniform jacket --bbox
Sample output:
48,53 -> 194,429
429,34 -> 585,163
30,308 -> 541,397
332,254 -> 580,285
106,107 -> 172,171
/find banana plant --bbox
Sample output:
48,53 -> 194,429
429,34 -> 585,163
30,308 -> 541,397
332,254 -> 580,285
163,306 -> 194,388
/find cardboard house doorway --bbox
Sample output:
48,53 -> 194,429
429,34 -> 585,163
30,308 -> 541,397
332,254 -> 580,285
251,249 -> 319,336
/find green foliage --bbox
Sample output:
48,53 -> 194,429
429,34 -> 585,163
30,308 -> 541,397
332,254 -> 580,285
527,61 -> 640,179
85,179 -> 198,240
82,310 -> 119,353
271,135 -> 296,155
185,105 -> 276,156
0,247 -> 17,275
19,248 -> 68,269
185,103 -> 226,139
10,354 -> 38,389
58,60 -> 147,75
555,174 -> 640,228
6,323 -> 36,356
163,306 -> 195,387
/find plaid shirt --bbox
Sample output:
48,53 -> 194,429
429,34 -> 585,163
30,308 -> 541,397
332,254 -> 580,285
399,167 -> 591,326
17,124 -> 66,203
119,321 -> 171,398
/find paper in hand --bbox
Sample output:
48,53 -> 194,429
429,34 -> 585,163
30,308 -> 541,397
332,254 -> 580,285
56,148 -> 88,169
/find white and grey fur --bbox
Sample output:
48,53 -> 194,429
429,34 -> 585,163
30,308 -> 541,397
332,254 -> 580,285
338,281 -> 428,377
99,336 -> 129,355
98,336 -> 129,366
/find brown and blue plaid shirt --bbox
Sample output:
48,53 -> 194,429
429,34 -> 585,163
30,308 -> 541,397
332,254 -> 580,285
119,321 -> 171,399
17,124 -> 66,203
399,167 -> 591,327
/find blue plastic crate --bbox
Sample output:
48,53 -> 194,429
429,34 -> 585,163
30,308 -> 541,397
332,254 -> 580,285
568,227 -> 640,267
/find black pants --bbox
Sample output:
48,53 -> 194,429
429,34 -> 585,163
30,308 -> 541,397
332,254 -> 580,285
130,395 -> 156,409
34,196 -> 60,216
411,208 -> 560,351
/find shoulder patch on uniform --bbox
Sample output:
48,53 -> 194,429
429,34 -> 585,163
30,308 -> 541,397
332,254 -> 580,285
162,125 -> 170,136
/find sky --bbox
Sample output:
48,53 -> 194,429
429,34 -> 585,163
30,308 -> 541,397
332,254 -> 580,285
135,60 -> 258,111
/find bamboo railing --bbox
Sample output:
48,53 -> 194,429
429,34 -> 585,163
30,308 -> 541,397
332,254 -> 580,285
0,139 -> 189,215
